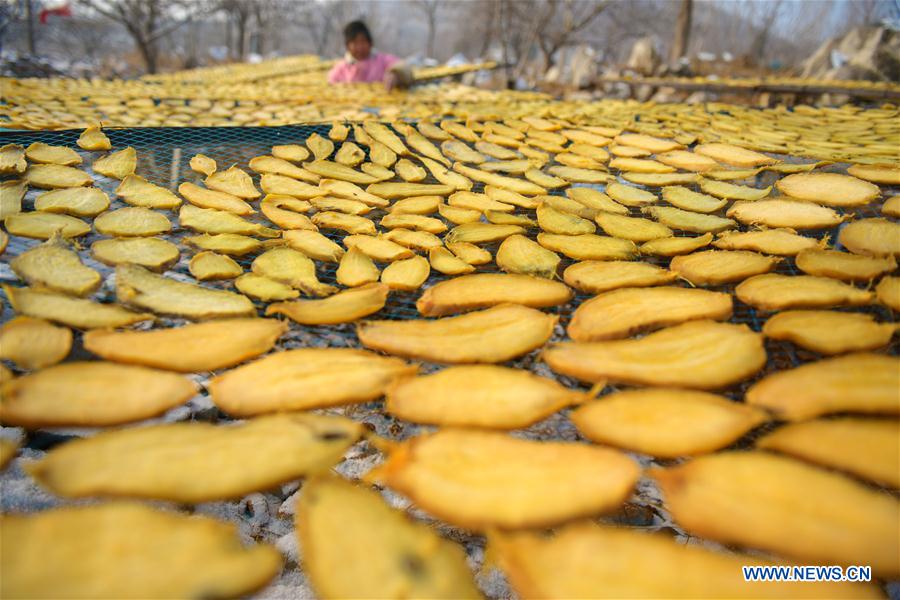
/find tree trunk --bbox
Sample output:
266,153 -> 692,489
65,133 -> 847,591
426,12 -> 436,58
135,34 -> 158,73
25,0 -> 35,54
670,0 -> 691,63
235,13 -> 247,61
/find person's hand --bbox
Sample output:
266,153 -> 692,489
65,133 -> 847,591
384,71 -> 397,91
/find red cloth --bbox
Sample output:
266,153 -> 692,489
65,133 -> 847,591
39,3 -> 72,24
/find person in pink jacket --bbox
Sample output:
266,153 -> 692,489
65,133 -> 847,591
328,21 -> 411,90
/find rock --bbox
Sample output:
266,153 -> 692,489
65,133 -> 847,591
627,36 -> 660,76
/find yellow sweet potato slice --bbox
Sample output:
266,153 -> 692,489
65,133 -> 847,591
486,185 -> 540,209
178,182 -> 254,215
5,211 -> 91,239
537,202 -> 595,235
0,503 -> 282,599
563,260 -> 675,294
95,207 -> 171,237
0,144 -> 26,174
184,233 -> 262,257
387,365 -> 587,429
189,153 -> 217,176
363,121 -> 409,155
876,275 -> 900,310
10,235 -> 101,296
670,250 -> 781,285
569,286 -> 732,341
3,285 -> 152,330
34,187 -> 109,217
259,173 -> 321,198
699,178 -> 771,200
188,251 -> 242,281
266,282 -> 388,325
763,310 -> 897,355
0,179 -> 26,217
416,273 -> 571,316
441,139 -> 485,164
27,413 -> 362,502
388,195 -> 441,215
358,304 -> 556,363
209,347 -> 415,416
92,147 -> 136,179
757,418 -> 900,489
594,212 -> 672,242
655,149 -> 719,172
0,361 -> 197,428
248,155 -> 318,182
306,133 -> 335,160
311,211 -> 376,235
452,162 -> 546,195
418,155 -> 472,190
610,157 -> 675,174
661,186 -> 727,213
83,318 -> 286,372
694,142 -> 778,167
847,163 -> 900,185
651,451 -> 900,578
298,476 -> 480,600
445,222 -> 524,244
306,160 -> 378,185
735,274 -> 872,310
448,190 -> 514,213
713,228 -> 822,255
621,172 -> 698,186
727,199 -> 846,229
640,232 -> 713,257
235,273 -> 299,301
91,237 -> 179,271
605,182 -> 656,207
115,174 -> 180,209
205,165 -> 260,199
776,172 -> 880,207
796,249 -> 896,281
0,317 -> 71,370
383,228 -> 442,251
644,206 -> 735,233
545,320 -> 766,389
116,264 -> 255,318
426,246 -> 471,275
537,233 -> 636,261
252,247 -> 336,297
24,164 -> 92,189
179,204 -> 279,238
25,142 -> 81,166
381,255 -> 430,291
746,353 -> 900,420
367,181 -> 455,199
344,234 -> 414,262
371,429 -> 639,530
497,234 -> 560,278
614,133 -> 682,153
838,218 -> 900,257
565,186 -> 628,215
572,388 -> 767,457
490,522 -> 878,600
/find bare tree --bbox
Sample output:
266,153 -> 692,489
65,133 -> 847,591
747,0 -> 783,63
492,0 -> 608,82
76,0 -> 209,73
218,0 -> 252,60
537,0 -> 609,71
413,0 -> 442,59
670,0 -> 692,62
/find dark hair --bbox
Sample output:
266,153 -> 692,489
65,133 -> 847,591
344,21 -> 372,46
